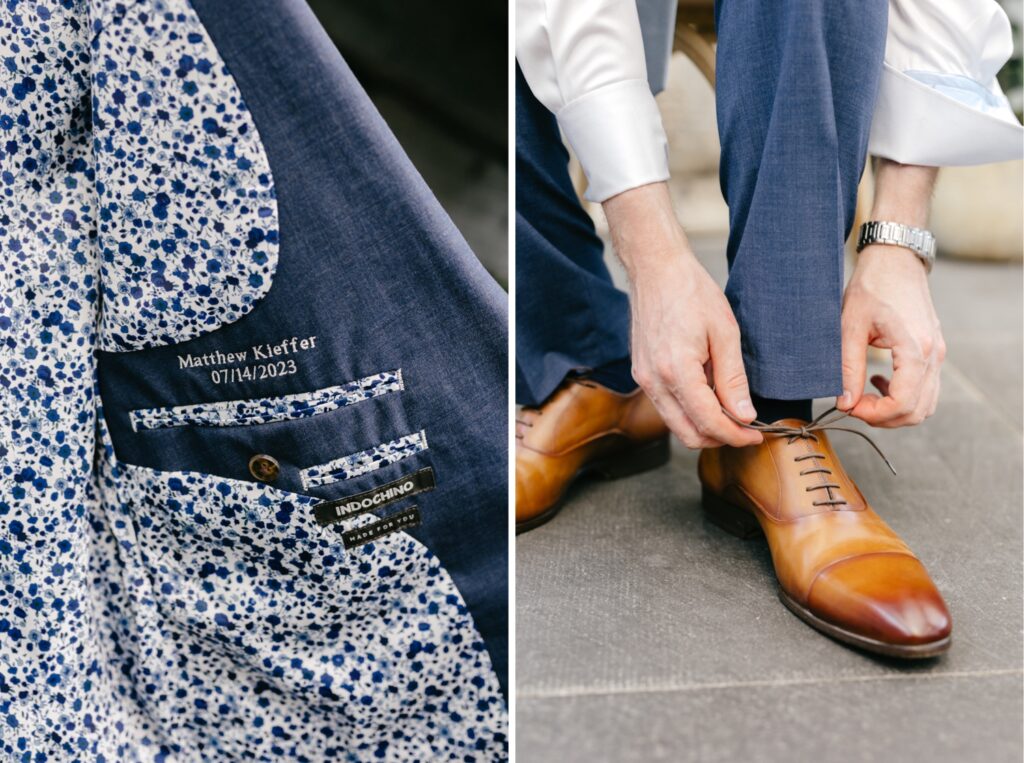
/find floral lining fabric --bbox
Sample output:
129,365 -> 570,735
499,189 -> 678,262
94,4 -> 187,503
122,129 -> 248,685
0,1 -> 506,759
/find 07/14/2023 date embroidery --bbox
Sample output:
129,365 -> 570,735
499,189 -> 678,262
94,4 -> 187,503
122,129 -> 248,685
175,335 -> 318,386
210,359 -> 298,384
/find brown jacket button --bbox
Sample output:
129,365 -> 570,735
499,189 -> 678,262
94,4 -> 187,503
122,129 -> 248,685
248,454 -> 280,482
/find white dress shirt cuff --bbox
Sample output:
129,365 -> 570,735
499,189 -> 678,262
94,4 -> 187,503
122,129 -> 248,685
869,64 -> 1023,166
868,0 -> 1023,166
556,78 -> 670,203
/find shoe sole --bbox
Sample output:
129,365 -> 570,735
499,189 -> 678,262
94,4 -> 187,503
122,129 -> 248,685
515,437 -> 671,535
702,487 -> 951,659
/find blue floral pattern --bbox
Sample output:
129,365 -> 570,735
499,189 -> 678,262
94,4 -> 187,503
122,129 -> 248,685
301,431 -> 430,490
93,0 -> 279,351
95,450 -> 507,760
130,369 -> 404,430
0,1 -> 505,758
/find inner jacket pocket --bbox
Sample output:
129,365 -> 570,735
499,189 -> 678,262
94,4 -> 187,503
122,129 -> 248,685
112,365 -> 431,504
128,369 -> 403,431
107,459 -> 507,758
300,430 -> 429,490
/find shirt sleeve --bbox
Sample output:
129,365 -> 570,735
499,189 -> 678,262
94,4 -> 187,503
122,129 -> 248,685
869,0 -> 1023,166
516,0 -> 670,202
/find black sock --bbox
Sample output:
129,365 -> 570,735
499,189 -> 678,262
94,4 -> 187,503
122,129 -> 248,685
750,395 -> 812,423
579,356 -> 638,394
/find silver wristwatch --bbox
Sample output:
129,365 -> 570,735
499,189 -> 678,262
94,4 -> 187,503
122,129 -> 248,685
856,220 -> 936,273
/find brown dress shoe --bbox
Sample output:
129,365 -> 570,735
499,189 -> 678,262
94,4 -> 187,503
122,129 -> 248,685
516,379 -> 669,533
699,416 -> 951,658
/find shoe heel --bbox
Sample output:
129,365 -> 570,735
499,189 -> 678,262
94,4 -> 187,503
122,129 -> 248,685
593,437 -> 670,480
702,488 -> 763,539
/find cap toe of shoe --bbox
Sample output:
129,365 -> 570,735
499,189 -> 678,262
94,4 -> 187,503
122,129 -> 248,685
806,553 -> 952,647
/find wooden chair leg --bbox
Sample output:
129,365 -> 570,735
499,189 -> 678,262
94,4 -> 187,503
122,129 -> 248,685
673,24 -> 716,88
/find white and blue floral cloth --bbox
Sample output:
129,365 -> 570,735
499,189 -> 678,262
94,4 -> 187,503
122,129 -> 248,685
0,1 -> 507,759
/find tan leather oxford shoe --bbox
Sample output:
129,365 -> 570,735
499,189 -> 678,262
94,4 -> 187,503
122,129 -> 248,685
516,379 -> 669,533
699,419 -> 951,658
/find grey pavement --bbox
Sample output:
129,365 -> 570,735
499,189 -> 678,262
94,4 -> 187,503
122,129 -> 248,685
516,234 -> 1024,762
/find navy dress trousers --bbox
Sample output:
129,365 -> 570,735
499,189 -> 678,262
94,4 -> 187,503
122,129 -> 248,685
0,0 -> 508,759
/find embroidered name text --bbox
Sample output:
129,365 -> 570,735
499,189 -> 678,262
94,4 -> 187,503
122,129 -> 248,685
177,335 -> 318,370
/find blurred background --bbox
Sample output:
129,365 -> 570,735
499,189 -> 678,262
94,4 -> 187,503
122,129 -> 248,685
307,0 -> 508,286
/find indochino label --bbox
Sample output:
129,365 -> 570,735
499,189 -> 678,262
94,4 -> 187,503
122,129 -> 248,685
313,467 -> 435,527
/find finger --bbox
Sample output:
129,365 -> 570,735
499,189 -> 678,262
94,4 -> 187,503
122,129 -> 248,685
888,365 -> 941,428
927,374 -> 941,417
679,369 -> 763,448
914,371 -> 940,424
838,318 -> 870,411
926,336 -> 945,418
635,357 -> 725,448
676,410 -> 722,450
848,375 -> 892,425
849,346 -> 927,426
708,323 -> 756,423
647,381 -> 721,449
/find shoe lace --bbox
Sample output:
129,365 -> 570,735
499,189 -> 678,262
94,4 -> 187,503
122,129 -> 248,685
721,406 -> 896,508
514,410 -> 536,440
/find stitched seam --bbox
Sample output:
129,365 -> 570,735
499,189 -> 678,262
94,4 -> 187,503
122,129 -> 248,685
803,549 -> 918,604
726,483 -> 771,521
744,505 -> 867,526
133,372 -> 403,429
520,387 -> 646,454
765,437 -> 782,519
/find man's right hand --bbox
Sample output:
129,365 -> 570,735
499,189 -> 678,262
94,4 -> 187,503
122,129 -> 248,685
603,182 -> 762,449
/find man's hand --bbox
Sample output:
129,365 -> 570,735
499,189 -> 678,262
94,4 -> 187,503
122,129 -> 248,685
839,245 -> 945,426
837,159 -> 943,427
603,183 -> 762,449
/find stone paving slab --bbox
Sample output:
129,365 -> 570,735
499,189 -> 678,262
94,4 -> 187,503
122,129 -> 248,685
516,236 -> 1023,762
517,672 -> 1023,762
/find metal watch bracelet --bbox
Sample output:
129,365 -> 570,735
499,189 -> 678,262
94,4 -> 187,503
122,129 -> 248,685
856,220 -> 936,273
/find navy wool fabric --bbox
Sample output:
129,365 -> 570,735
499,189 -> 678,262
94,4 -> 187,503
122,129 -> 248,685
515,65 -> 632,406
716,0 -> 888,399
516,1 -> 887,404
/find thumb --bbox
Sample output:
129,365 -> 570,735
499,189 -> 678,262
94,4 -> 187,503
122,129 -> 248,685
839,320 -> 869,411
710,327 -> 756,422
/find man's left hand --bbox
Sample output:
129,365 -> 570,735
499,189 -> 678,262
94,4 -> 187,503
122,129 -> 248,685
837,244 -> 945,427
